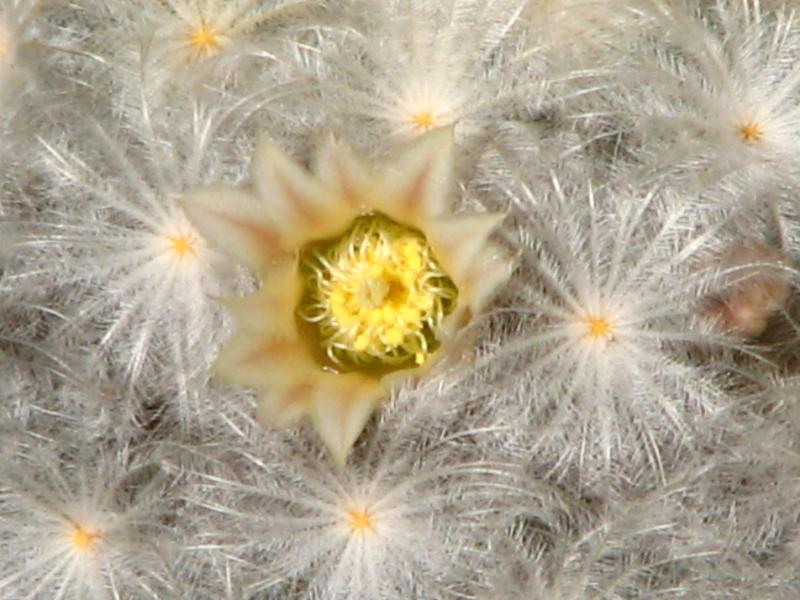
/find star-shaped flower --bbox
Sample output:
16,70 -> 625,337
182,127 -> 511,464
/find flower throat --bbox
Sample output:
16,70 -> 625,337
296,213 -> 458,374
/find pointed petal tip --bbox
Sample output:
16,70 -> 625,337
316,132 -> 358,168
479,211 -> 507,228
468,244 -> 515,311
378,125 -> 457,223
406,124 -> 456,156
322,130 -> 339,147
328,443 -> 349,469
310,377 -> 385,469
427,211 -> 507,284
254,132 -> 277,155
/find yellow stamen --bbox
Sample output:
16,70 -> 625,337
167,234 -> 197,258
71,525 -> 102,553
737,122 -> 763,143
297,214 -> 458,372
347,507 -> 374,532
585,317 -> 612,340
411,111 -> 436,132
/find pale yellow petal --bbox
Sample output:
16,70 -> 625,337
222,264 -> 301,335
213,331 -> 311,391
313,135 -> 374,213
251,136 -> 356,242
375,126 -> 455,226
309,374 -> 385,467
461,244 -> 515,312
425,212 -> 506,284
181,183 -> 289,272
256,384 -> 315,429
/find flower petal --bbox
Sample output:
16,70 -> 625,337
313,135 -> 375,214
180,183 -> 290,272
222,264 -> 301,335
213,331 -> 311,391
309,374 -> 385,467
425,212 -> 506,284
257,384 -> 315,429
461,245 -> 515,312
251,136 -> 354,242
375,126 -> 455,225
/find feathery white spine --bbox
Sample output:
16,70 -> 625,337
0,445 -> 175,599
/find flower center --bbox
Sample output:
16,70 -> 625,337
737,121 -> 763,143
297,214 -> 457,373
